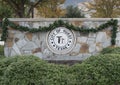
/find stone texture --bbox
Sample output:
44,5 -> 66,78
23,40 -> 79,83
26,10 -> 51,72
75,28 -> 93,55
70,44 -> 81,56
75,31 -> 80,37
80,43 -> 89,53
43,48 -> 53,57
24,22 -> 31,28
89,33 -> 96,38
80,32 -> 89,36
45,54 -> 83,60
21,41 -> 37,51
34,52 -> 43,59
116,37 -> 120,46
82,53 -> 92,59
102,39 -> 111,48
96,43 -> 102,52
32,48 -> 41,53
77,37 -> 87,43
83,21 -> 95,28
71,21 -> 83,26
96,32 -> 107,43
10,49 -> 17,56
32,34 -> 40,46
19,22 -> 25,26
26,33 -> 33,41
14,31 -> 25,40
105,30 -> 111,38
33,22 -> 40,28
6,41 -> 13,47
12,43 -> 21,55
87,38 -> 95,45
89,44 -> 96,53
14,38 -> 19,42
16,39 -> 27,48
8,32 -> 14,38
22,50 -> 32,55
117,32 -> 120,37
4,47 -> 11,57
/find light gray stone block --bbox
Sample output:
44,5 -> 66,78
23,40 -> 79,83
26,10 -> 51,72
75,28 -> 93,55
33,22 -> 40,28
43,48 -> 53,57
89,33 -> 96,38
12,43 -> 21,55
71,44 -> 81,55
77,37 -> 87,43
87,38 -> 95,45
21,41 -> 38,51
10,49 -> 18,56
23,50 -> 32,54
96,32 -> 107,43
116,37 -> 120,46
4,47 -> 11,57
14,32 -> 25,39
102,39 -> 111,48
89,44 -> 96,53
16,39 -> 27,48
34,52 -> 43,59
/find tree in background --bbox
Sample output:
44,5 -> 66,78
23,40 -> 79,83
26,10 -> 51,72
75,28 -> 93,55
86,0 -> 120,18
36,0 -> 65,18
0,0 -> 14,19
64,5 -> 84,18
0,0 -> 46,18
0,4 -> 13,19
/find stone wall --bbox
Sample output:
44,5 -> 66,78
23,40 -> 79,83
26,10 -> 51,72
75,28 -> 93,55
4,18 -> 120,60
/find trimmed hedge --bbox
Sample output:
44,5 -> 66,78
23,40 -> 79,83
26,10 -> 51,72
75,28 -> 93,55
101,47 -> 120,54
0,55 -> 74,85
0,56 -> 43,85
71,54 -> 120,85
0,54 -> 120,85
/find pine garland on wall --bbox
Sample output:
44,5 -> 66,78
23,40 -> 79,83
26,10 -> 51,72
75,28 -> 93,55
1,18 -> 118,45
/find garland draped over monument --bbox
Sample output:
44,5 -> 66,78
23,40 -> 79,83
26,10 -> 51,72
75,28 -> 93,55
1,18 -> 118,45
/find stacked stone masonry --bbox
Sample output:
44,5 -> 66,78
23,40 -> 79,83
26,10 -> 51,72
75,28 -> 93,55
4,18 -> 120,60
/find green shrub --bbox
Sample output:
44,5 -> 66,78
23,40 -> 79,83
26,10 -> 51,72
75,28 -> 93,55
101,47 -> 120,54
1,54 -> 120,85
0,55 -> 74,85
0,55 -> 42,85
71,54 -> 120,85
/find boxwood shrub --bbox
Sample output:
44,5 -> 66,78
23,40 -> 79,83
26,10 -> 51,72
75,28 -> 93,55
101,47 -> 120,54
71,54 -> 120,85
0,54 -> 120,85
0,55 -> 43,85
0,55 -> 74,85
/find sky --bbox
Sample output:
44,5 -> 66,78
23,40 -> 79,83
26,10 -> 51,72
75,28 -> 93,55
64,0 -> 89,7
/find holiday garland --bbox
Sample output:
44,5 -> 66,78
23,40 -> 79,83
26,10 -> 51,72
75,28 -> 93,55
1,18 -> 118,45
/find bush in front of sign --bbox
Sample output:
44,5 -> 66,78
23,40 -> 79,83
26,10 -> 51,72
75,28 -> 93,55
71,54 -> 120,85
0,55 -> 43,85
101,47 -> 120,54
1,55 -> 47,85
1,55 -> 74,85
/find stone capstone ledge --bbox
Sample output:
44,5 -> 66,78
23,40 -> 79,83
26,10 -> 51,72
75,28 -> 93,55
8,18 -> 120,22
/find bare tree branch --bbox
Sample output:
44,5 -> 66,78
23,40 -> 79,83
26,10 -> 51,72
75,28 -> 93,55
26,0 -> 43,17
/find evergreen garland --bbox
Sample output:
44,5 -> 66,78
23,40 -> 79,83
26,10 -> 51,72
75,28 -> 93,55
1,18 -> 118,45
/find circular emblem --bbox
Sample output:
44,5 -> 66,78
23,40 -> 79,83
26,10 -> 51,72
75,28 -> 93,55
46,27 -> 76,54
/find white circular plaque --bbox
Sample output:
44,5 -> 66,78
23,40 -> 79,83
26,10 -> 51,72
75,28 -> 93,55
46,27 -> 76,54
